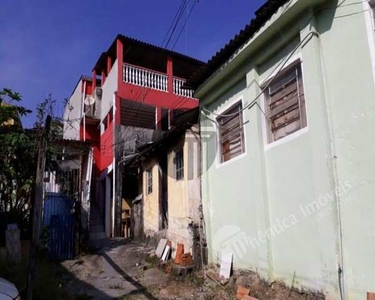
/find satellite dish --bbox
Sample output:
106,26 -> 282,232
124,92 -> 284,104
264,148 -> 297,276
84,96 -> 95,106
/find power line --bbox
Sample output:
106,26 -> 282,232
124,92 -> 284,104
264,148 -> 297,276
161,0 -> 188,47
163,0 -> 190,49
172,0 -> 198,50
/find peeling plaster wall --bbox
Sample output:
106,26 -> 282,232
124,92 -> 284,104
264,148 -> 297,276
141,130 -> 202,255
143,159 -> 160,235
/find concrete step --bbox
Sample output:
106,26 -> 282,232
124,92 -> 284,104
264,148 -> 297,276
90,224 -> 104,232
89,231 -> 106,240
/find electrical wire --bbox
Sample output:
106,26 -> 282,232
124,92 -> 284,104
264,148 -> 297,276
164,0 -> 190,49
161,0 -> 188,47
201,31 -> 315,118
172,0 -> 198,50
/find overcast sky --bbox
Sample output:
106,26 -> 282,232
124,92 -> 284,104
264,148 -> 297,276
0,0 -> 265,127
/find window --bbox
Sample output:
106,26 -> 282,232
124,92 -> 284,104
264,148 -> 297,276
217,102 -> 245,163
175,149 -> 184,180
147,169 -> 153,194
264,61 -> 306,143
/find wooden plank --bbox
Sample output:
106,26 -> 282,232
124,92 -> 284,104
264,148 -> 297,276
269,79 -> 298,105
269,94 -> 299,118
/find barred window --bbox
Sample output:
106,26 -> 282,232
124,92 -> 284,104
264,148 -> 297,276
175,149 -> 184,181
264,61 -> 306,143
217,102 -> 245,163
147,169 -> 152,194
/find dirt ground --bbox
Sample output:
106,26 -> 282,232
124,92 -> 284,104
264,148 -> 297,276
59,239 -> 325,300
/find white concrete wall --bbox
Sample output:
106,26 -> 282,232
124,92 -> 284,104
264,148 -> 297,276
101,59 -> 118,122
63,79 -> 82,140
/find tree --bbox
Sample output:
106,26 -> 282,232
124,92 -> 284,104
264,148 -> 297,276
0,88 -> 35,230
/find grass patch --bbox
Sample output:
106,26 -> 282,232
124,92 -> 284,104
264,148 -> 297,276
144,254 -> 159,268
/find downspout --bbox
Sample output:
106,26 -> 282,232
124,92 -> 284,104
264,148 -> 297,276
112,93 -> 116,237
310,12 -> 345,300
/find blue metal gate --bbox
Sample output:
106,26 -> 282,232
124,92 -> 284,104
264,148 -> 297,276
43,193 -> 75,260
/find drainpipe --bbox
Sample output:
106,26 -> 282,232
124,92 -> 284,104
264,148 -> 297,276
112,93 -> 116,237
310,13 -> 345,299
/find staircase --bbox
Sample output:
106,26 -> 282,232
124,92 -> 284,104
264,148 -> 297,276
89,206 -> 106,240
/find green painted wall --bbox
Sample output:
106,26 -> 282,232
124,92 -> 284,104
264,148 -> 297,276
199,0 -> 375,299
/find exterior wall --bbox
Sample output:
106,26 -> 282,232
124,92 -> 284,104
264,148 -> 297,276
318,1 -> 375,298
166,128 -> 201,254
141,128 -> 201,255
101,59 -> 118,121
63,80 -> 82,140
117,80 -> 198,113
199,1 -> 375,299
143,159 -> 160,235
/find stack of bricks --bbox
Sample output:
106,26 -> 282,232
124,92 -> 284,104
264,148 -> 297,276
180,253 -> 193,266
236,285 -> 258,300
174,243 -> 194,266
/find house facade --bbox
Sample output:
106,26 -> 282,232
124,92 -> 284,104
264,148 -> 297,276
63,35 -> 204,240
122,108 -> 203,258
188,0 -> 375,299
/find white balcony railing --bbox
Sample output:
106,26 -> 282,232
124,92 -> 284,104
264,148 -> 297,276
123,64 -> 168,92
173,77 -> 194,98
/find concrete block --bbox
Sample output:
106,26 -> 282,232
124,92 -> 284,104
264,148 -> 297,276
172,264 -> 195,277
6,225 -> 21,263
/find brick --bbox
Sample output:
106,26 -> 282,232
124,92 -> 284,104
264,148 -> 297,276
236,285 -> 250,299
241,296 -> 258,300
174,243 -> 184,265
368,292 -> 375,300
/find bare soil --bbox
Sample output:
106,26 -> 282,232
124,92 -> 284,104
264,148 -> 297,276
59,239 -> 325,300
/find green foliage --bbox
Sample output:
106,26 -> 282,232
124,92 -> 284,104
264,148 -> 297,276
0,88 -> 31,124
0,88 -> 35,228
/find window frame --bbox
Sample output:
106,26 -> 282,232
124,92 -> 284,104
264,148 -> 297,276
262,59 -> 307,144
216,101 -> 246,164
146,169 -> 153,194
175,148 -> 184,181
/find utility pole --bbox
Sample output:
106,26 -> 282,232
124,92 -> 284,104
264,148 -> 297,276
26,115 -> 51,300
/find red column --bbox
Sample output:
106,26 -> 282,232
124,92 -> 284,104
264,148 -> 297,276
101,69 -> 106,85
156,107 -> 162,130
116,38 -> 124,85
167,56 -> 173,94
92,69 -> 97,91
115,93 -> 121,126
107,55 -> 112,75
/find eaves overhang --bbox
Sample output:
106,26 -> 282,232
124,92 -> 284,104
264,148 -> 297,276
191,0 -> 327,101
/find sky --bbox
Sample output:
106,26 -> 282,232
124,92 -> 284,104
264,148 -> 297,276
0,0 -> 266,128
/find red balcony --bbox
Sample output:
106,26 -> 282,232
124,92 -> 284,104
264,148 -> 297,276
122,63 -> 195,98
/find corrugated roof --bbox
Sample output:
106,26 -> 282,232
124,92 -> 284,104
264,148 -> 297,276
185,0 -> 290,90
94,34 -> 206,72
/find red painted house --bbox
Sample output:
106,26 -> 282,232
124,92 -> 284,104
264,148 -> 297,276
63,34 -> 205,239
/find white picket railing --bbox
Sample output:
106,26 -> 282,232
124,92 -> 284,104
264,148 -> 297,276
123,64 -> 168,92
173,77 -> 194,98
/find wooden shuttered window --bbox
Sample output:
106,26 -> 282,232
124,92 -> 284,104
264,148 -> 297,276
175,149 -> 184,180
147,169 -> 152,194
121,99 -> 156,129
265,62 -> 306,143
217,102 -> 245,163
